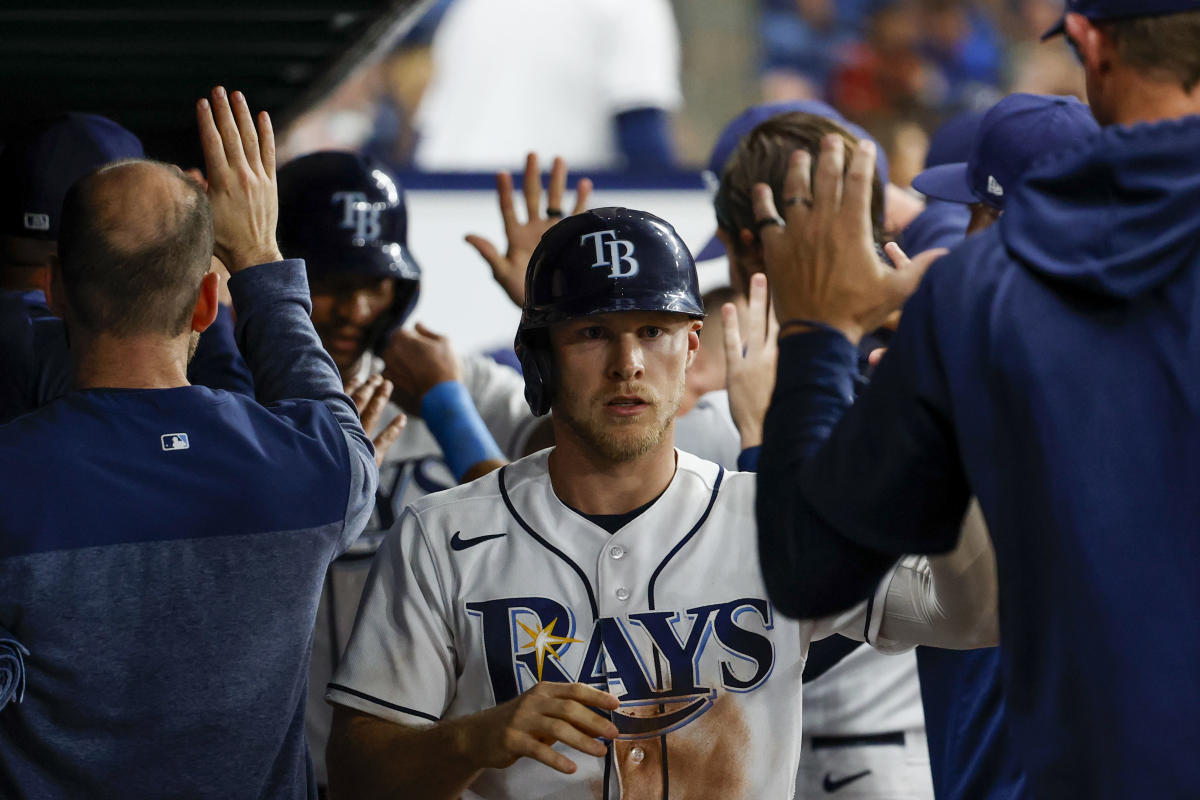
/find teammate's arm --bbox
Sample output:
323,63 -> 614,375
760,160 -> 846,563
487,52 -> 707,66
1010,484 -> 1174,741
197,86 -> 377,550
327,681 -> 619,800
753,137 -> 967,619
875,501 -> 999,649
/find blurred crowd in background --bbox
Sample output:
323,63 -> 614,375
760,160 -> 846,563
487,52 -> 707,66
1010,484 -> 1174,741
281,0 -> 1081,189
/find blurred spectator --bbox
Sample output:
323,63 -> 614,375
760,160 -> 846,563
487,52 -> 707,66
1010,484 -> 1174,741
828,0 -> 931,119
759,0 -> 877,101
412,0 -> 682,171
919,0 -> 1005,111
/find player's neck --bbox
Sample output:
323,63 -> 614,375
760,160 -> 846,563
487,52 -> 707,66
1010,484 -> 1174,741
547,428 -> 678,516
1100,70 -> 1200,126
71,332 -> 193,390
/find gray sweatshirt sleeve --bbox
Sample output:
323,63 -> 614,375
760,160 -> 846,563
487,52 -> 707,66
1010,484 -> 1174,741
227,259 -> 378,553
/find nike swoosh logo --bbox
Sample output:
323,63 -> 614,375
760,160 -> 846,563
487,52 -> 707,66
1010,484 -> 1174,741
823,770 -> 872,793
450,531 -> 507,551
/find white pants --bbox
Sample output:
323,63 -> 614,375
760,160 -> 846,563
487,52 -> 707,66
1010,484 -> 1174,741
795,730 -> 933,799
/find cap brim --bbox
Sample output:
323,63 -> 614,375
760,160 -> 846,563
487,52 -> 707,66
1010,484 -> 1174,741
694,233 -> 726,262
910,163 -> 977,205
1041,15 -> 1066,40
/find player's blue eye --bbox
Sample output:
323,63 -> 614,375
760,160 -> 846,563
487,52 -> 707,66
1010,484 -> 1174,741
582,327 -> 606,340
642,326 -> 663,338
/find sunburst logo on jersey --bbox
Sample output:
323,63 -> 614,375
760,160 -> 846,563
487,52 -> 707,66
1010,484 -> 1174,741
517,617 -> 583,681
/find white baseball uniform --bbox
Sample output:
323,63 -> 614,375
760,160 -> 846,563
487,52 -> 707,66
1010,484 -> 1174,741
414,0 -> 682,171
327,449 -> 982,799
306,352 -> 540,783
672,397 -> 934,800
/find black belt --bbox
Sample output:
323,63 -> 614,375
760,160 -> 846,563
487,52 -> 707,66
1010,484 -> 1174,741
809,731 -> 906,750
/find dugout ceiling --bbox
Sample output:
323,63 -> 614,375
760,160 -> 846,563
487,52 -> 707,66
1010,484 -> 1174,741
0,0 -> 427,166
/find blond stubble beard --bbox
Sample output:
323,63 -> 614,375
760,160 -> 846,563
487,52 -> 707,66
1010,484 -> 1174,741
553,371 -> 686,463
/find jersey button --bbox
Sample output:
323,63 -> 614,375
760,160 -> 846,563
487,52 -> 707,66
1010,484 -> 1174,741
630,746 -> 645,764
609,545 -> 626,560
615,587 -> 630,601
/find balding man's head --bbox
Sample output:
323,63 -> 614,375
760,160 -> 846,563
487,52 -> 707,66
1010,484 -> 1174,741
58,159 -> 213,336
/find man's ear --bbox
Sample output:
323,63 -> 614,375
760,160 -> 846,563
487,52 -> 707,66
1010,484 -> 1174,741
1065,13 -> 1111,77
729,228 -> 765,298
685,319 -> 703,368
191,271 -> 220,333
46,255 -> 68,319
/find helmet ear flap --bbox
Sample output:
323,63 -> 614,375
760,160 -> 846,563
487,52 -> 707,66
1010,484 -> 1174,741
515,329 -> 554,417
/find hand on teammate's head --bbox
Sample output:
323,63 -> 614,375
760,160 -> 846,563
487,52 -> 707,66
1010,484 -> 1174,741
753,137 -> 942,344
195,86 -> 282,272
466,152 -> 593,309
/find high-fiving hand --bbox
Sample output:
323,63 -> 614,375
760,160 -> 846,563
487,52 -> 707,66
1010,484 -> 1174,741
752,136 -> 943,344
466,153 -> 593,308
722,273 -> 779,450
195,86 -> 283,273
344,374 -> 407,467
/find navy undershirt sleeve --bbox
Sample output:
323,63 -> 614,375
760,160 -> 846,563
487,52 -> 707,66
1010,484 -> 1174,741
756,278 -> 969,620
228,259 -> 378,553
614,107 -> 674,172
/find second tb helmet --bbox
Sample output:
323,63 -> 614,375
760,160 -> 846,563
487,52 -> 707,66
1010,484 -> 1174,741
277,151 -> 421,354
514,207 -> 704,416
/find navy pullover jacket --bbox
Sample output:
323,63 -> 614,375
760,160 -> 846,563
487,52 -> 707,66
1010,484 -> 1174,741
757,116 -> 1200,799
0,261 -> 377,798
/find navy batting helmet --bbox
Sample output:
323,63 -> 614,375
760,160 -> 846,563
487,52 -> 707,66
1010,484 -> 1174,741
514,207 -> 704,416
277,151 -> 420,354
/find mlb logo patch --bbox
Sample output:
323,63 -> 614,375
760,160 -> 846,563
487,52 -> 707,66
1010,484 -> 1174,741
23,213 -> 50,232
161,433 -> 190,451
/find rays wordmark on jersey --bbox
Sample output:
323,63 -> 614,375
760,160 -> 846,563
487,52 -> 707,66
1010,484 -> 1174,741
468,595 -> 776,739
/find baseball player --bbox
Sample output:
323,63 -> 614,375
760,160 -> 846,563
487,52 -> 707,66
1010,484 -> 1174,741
903,93 -> 1098,800
754,3 -> 1200,796
709,106 -> 934,800
275,150 -> 545,787
323,207 -> 998,800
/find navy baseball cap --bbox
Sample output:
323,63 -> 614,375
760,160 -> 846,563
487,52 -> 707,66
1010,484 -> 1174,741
923,110 -> 986,169
0,113 -> 144,240
696,101 -> 889,261
910,94 -> 1099,210
1042,0 -> 1200,39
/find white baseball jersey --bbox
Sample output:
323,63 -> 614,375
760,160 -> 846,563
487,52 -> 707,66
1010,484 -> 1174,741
672,389 -> 932,799
307,352 -> 540,783
328,450 -> 937,800
674,389 -> 742,470
414,0 -> 682,170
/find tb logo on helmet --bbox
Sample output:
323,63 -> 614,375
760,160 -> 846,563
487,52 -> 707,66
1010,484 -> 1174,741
581,230 -> 639,279
332,191 -> 383,243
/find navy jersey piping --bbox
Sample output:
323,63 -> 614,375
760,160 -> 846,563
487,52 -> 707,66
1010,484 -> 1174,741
498,465 -> 600,621
327,683 -> 439,723
645,464 -> 724,799
864,590 -> 876,644
647,466 -> 725,608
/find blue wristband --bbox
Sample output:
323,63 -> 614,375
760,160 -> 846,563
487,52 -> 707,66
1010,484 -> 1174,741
421,380 -> 505,482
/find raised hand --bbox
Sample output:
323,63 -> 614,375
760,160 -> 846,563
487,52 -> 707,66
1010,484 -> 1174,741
460,681 -> 619,775
344,374 -> 407,467
722,273 -> 779,450
380,322 -> 463,415
466,153 -> 593,308
195,86 -> 282,272
752,136 -> 942,344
